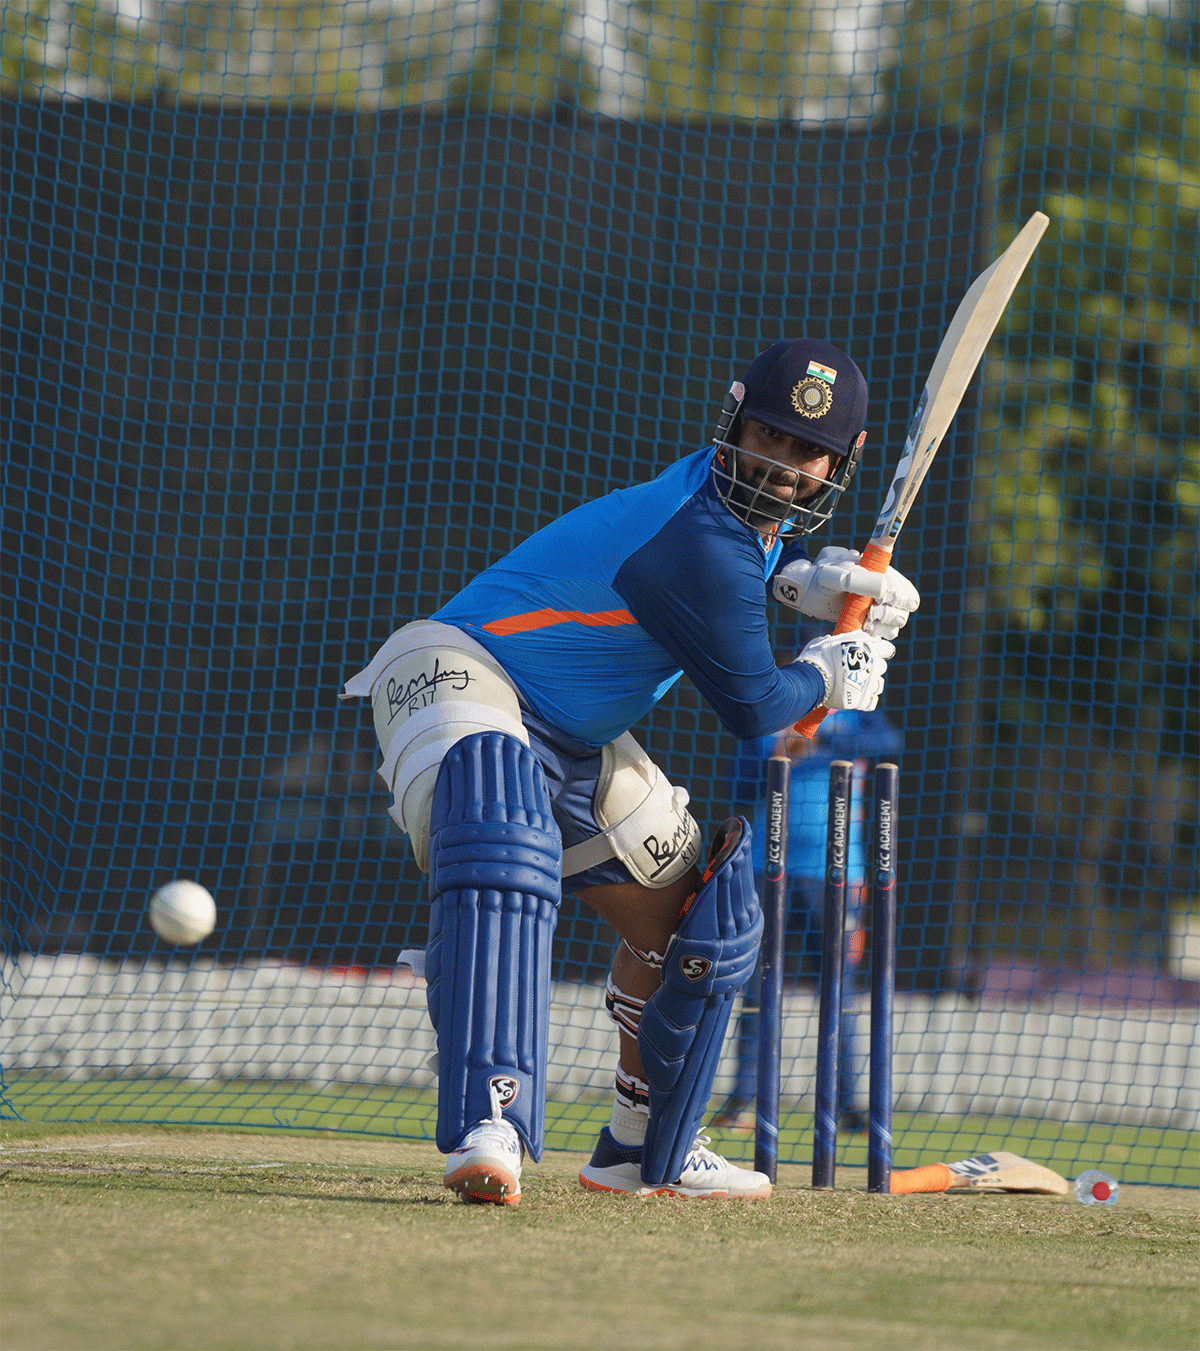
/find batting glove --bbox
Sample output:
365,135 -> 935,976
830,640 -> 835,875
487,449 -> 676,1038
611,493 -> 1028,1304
772,547 -> 920,641
795,630 -> 894,712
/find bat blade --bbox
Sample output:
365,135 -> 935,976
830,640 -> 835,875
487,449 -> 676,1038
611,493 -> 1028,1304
890,1151 -> 1070,1196
945,1150 -> 1070,1195
795,210 -> 1049,739
870,211 -> 1050,548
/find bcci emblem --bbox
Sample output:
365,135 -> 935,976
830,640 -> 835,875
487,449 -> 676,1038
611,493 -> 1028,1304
791,377 -> 833,419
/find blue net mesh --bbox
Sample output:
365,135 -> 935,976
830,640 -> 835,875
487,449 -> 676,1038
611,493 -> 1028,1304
3,0 -> 1196,1184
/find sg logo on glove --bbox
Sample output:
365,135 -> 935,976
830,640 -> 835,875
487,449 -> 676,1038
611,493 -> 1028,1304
840,641 -> 871,706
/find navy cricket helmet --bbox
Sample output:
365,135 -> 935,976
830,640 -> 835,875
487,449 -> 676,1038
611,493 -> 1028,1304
711,338 -> 869,537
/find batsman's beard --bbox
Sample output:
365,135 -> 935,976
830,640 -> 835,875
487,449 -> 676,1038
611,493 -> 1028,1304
712,443 -> 844,537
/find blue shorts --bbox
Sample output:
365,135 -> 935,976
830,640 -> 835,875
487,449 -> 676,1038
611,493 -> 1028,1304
521,709 -> 640,891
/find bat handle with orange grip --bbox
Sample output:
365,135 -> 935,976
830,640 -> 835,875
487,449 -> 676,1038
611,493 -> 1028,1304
794,540 -> 894,739
889,1163 -> 955,1194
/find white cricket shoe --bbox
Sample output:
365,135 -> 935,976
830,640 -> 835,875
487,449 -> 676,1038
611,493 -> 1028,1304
443,1085 -> 524,1207
579,1128 -> 772,1200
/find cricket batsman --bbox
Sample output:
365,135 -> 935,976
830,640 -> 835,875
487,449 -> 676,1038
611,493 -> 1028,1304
342,338 -> 920,1205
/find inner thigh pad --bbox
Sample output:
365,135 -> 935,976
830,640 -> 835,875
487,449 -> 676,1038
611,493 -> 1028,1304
560,732 -> 701,888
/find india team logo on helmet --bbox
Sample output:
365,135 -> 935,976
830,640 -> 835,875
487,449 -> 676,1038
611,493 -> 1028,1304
791,377 -> 834,418
792,358 -> 838,417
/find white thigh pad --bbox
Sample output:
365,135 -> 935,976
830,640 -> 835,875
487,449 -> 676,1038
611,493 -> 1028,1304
562,733 -> 701,889
341,621 -> 528,872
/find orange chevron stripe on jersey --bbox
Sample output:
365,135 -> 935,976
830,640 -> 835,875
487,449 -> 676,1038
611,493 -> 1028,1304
481,607 -> 637,637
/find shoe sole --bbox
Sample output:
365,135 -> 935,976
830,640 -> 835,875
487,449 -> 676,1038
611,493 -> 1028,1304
579,1170 -> 770,1201
445,1159 -> 521,1206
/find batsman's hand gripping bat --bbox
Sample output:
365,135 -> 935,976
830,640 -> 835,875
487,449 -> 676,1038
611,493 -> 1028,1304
889,1150 -> 1070,1196
796,211 -> 1050,738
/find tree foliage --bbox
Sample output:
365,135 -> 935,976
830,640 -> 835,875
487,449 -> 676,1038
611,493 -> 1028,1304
446,0 -> 603,113
3,0 -> 175,100
1,0 -> 484,105
1,0 -> 881,116
634,0 -> 873,121
886,0 -> 1198,957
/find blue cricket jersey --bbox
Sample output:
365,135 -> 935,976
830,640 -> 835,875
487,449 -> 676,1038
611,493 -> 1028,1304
432,445 -> 825,747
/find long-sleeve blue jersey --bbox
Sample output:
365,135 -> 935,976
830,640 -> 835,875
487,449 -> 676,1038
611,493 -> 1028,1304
432,445 -> 825,747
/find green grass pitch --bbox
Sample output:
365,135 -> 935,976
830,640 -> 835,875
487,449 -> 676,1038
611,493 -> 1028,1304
3,1075 -> 1194,1186
1,1120 -> 1197,1351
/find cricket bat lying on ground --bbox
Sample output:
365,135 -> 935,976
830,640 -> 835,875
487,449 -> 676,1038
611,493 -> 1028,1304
889,1151 -> 1070,1195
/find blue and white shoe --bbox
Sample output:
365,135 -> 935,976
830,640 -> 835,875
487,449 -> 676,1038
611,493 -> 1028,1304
444,1084 -> 524,1206
579,1128 -> 772,1199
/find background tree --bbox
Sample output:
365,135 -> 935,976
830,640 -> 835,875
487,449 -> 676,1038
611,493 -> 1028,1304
636,0 -> 896,120
438,0 -> 888,120
3,0 -> 174,99
444,0 -> 602,113
885,0 -> 1198,970
1,0 -> 484,106
2,0 -> 892,117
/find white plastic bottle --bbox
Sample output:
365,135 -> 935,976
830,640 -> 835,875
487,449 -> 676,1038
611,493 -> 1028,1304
1073,1169 -> 1119,1205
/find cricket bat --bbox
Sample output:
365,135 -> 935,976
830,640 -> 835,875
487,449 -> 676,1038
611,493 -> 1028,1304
796,210 -> 1050,737
890,1151 -> 1070,1196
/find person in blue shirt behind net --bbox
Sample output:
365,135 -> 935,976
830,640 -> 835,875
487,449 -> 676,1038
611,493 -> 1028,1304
342,338 -> 919,1205
712,703 -> 903,1133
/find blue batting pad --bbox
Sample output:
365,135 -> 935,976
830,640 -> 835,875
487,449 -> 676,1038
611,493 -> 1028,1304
424,732 -> 562,1160
639,818 -> 763,1185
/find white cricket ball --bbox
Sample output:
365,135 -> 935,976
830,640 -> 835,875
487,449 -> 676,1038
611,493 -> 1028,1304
149,880 -> 217,946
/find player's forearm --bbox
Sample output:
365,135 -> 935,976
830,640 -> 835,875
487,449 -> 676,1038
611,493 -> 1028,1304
612,499 -> 825,736
615,580 -> 828,738
694,659 -> 826,740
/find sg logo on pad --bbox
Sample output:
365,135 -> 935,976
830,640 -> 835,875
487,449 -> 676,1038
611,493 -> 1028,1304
680,956 -> 712,982
489,1075 -> 520,1108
